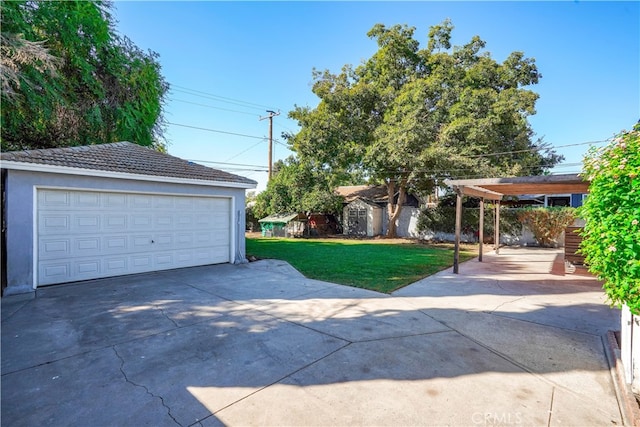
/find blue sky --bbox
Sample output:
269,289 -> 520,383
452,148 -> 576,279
113,1 -> 639,192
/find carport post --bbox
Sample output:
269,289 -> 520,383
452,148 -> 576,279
453,188 -> 463,274
478,198 -> 484,262
494,199 -> 501,254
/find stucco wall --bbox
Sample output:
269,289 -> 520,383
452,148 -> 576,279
3,169 -> 247,295
382,207 -> 421,238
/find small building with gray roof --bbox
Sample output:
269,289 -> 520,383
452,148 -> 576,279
1,142 -> 256,296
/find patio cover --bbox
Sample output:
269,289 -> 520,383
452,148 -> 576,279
443,174 -> 590,273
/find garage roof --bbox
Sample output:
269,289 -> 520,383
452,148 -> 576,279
445,174 -> 589,200
0,141 -> 257,188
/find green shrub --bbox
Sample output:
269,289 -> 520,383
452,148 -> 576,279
418,205 -> 522,240
516,207 -> 576,248
580,125 -> 640,313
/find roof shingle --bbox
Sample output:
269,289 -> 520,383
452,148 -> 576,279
0,142 -> 257,186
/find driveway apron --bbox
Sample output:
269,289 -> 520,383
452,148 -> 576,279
2,248 -> 622,426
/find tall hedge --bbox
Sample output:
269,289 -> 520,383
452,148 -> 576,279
580,125 -> 640,312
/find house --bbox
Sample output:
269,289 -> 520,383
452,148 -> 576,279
0,142 -> 257,296
258,213 -> 306,237
335,185 -> 423,237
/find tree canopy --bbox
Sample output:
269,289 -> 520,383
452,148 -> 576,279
288,21 -> 562,236
1,0 -> 168,151
252,156 -> 347,219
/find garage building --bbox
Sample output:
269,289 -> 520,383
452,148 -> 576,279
1,142 -> 257,296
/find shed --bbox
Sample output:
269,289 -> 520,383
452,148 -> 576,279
336,185 -> 420,237
343,198 -> 383,237
258,213 -> 307,237
0,142 -> 257,296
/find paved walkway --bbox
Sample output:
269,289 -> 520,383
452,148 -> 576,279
1,247 -> 622,426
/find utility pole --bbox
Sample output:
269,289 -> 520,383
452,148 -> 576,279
259,110 -> 280,180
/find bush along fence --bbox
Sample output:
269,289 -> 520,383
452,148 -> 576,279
418,205 -> 576,247
579,125 -> 640,392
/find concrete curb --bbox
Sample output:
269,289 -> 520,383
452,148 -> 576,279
604,330 -> 640,426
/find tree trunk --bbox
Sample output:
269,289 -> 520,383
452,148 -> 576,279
386,179 -> 407,238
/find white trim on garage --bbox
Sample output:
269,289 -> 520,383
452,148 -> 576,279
33,187 -> 234,287
1,161 -> 255,189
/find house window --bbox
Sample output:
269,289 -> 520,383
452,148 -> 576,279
545,194 -> 571,207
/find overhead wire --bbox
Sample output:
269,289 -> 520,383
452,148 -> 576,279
166,121 -> 265,140
168,98 -> 260,117
165,84 -> 611,178
170,84 -> 279,110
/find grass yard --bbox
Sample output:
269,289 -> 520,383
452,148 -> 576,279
246,236 -> 477,293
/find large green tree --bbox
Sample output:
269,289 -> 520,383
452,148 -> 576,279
1,0 -> 168,151
252,156 -> 347,219
289,21 -> 561,237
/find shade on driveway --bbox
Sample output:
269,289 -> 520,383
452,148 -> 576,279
1,247 -> 622,426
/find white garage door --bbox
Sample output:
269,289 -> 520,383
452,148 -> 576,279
37,189 -> 231,286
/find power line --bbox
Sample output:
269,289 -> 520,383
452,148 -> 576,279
171,84 -> 278,110
225,139 -> 266,163
168,98 -> 260,117
462,139 -> 610,159
166,121 -> 266,140
187,159 -> 267,168
170,88 -> 267,112
169,86 -> 280,112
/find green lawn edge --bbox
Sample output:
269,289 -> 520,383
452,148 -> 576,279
246,237 -> 476,293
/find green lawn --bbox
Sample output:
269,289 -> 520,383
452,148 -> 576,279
246,237 -> 476,293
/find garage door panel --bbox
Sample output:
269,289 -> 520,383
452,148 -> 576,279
155,234 -> 173,246
73,214 -> 101,233
39,189 -> 71,208
37,189 -> 232,286
155,214 -> 173,227
153,195 -> 174,209
75,237 -> 101,253
105,214 -> 127,229
104,257 -> 128,273
39,238 -> 71,259
175,215 -> 194,228
39,261 -> 72,285
74,192 -> 101,208
105,193 -> 127,208
104,235 -> 128,252
39,214 -> 71,234
76,259 -> 100,275
155,253 -> 174,266
132,235 -> 154,250
131,214 -> 153,229
131,255 -> 153,270
131,194 -> 153,209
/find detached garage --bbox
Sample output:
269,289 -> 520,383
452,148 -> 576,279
1,142 -> 257,296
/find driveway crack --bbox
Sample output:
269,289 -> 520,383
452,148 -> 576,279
547,386 -> 555,426
155,304 -> 180,328
487,295 -> 527,313
112,346 -> 182,426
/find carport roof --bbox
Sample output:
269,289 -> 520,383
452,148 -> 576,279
445,174 -> 589,200
0,141 -> 257,188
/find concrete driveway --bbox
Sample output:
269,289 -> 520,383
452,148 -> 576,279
1,247 -> 622,426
